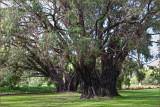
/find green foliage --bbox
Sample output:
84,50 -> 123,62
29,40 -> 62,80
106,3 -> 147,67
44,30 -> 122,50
143,67 -> 159,85
136,71 -> 146,83
124,78 -> 131,87
65,9 -> 77,25
0,69 -> 22,89
28,77 -> 45,87
117,76 -> 124,89
47,80 -> 53,87
1,70 -> 11,87
8,74 -> 21,89
117,58 -> 139,88
130,76 -> 138,84
65,63 -> 74,75
1,86 -> 56,94
1,7 -> 24,36
31,1 -> 43,12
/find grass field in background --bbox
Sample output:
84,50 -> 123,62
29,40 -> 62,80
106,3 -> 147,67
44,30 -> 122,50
1,86 -> 56,94
1,89 -> 159,106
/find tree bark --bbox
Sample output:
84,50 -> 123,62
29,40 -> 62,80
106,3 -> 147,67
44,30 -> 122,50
79,69 -> 101,99
100,67 -> 120,97
100,53 -> 121,97
73,56 -> 101,99
74,54 -> 122,98
50,73 -> 65,92
64,71 -> 79,91
50,70 -> 80,92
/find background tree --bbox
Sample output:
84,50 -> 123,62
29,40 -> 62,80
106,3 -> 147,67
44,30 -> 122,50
117,58 -> 139,89
1,1 -> 79,92
143,66 -> 159,85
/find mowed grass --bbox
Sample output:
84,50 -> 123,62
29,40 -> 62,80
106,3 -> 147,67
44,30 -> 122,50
1,89 -> 159,107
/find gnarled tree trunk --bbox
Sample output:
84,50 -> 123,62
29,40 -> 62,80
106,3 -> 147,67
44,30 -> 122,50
100,66 -> 120,97
64,71 -> 79,91
50,69 -> 79,92
73,56 -> 101,99
100,53 -> 121,97
74,53 -> 124,98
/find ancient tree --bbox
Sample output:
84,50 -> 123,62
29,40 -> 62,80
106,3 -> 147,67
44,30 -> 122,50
1,0 -> 159,98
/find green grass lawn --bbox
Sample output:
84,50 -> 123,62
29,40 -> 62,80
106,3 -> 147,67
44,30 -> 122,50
1,86 -> 56,94
1,88 -> 159,107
